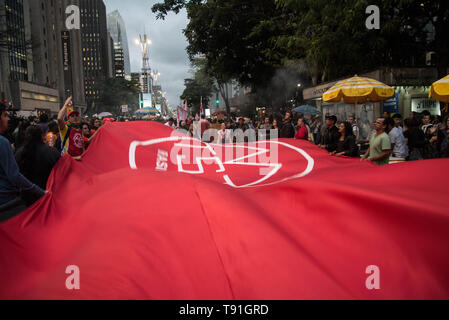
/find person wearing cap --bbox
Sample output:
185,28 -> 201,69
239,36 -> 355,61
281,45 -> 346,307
319,115 -> 339,152
57,96 -> 84,159
0,103 -> 46,221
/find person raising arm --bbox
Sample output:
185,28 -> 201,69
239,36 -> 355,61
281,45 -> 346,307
57,96 -> 84,160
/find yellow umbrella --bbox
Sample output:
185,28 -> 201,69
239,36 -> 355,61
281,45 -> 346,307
429,75 -> 449,113
323,75 -> 395,104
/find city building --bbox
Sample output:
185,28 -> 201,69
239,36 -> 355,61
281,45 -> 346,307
0,0 -> 86,116
113,33 -> 125,78
107,10 -> 130,75
79,0 -> 111,110
106,32 -> 114,78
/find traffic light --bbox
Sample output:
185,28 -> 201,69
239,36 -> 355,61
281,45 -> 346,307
216,99 -> 219,104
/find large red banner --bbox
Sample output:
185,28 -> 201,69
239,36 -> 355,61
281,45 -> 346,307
0,122 -> 448,299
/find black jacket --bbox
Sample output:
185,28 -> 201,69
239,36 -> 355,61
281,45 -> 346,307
323,126 -> 340,152
336,135 -> 359,157
15,143 -> 60,205
280,120 -> 295,138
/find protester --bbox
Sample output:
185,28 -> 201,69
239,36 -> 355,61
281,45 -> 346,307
420,111 -> 433,134
200,115 -> 211,136
347,114 -> 359,140
320,115 -> 339,152
15,125 -> 60,205
280,111 -> 295,138
57,96 -> 84,159
331,122 -> 359,157
438,115 -> 449,158
361,118 -> 391,165
165,118 -> 176,129
404,118 -> 428,160
218,122 -> 232,144
236,117 -> 248,132
93,118 -> 102,131
294,118 -> 308,140
310,115 -> 322,145
387,117 -> 408,159
37,113 -> 49,135
259,117 -> 272,130
81,123 -> 93,149
46,121 -> 60,149
0,104 -> 45,221
13,119 -> 30,151
258,117 -> 272,140
392,113 -> 404,131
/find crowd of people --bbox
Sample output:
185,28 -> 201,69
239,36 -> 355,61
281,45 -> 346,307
171,110 -> 449,165
1,98 -> 448,221
0,97 -> 105,221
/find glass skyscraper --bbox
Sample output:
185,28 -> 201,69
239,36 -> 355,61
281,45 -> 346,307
107,10 -> 130,75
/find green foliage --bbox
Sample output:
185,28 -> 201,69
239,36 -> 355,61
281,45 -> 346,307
92,78 -> 141,115
153,0 -> 449,111
180,58 -> 215,115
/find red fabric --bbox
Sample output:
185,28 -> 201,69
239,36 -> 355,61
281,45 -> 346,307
0,121 -> 448,300
295,125 -> 308,140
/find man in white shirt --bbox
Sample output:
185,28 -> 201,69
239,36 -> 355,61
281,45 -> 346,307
387,117 -> 408,159
165,118 -> 176,129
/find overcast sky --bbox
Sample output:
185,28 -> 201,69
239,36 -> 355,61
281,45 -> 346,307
103,0 -> 191,109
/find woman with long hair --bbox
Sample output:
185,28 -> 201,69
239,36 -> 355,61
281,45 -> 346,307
331,121 -> 359,157
15,125 -> 60,205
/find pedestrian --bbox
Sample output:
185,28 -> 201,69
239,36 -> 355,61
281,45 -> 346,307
331,121 -> 359,157
165,118 -> 176,129
310,115 -> 323,145
46,121 -> 60,149
361,118 -> 392,165
37,113 -> 49,135
294,118 -> 308,140
387,117 -> 408,159
320,115 -> 339,152
347,114 -> 359,140
437,115 -> 449,158
404,118 -> 426,161
218,122 -> 232,144
0,103 -> 45,221
421,111 -> 433,135
15,125 -> 60,205
57,96 -> 84,159
280,111 -> 295,138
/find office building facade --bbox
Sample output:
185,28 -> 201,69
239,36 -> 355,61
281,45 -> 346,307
107,10 -> 130,75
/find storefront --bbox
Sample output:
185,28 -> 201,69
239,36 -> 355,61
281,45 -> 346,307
303,67 -> 441,124
9,81 -> 60,115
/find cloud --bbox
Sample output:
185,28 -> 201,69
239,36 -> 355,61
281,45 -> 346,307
103,0 -> 190,108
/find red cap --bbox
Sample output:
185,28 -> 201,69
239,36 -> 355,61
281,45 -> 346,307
68,110 -> 80,117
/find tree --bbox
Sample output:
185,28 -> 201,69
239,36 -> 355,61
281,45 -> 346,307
180,58 -> 215,115
153,0 -> 449,113
153,0 -> 279,115
92,78 -> 140,115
